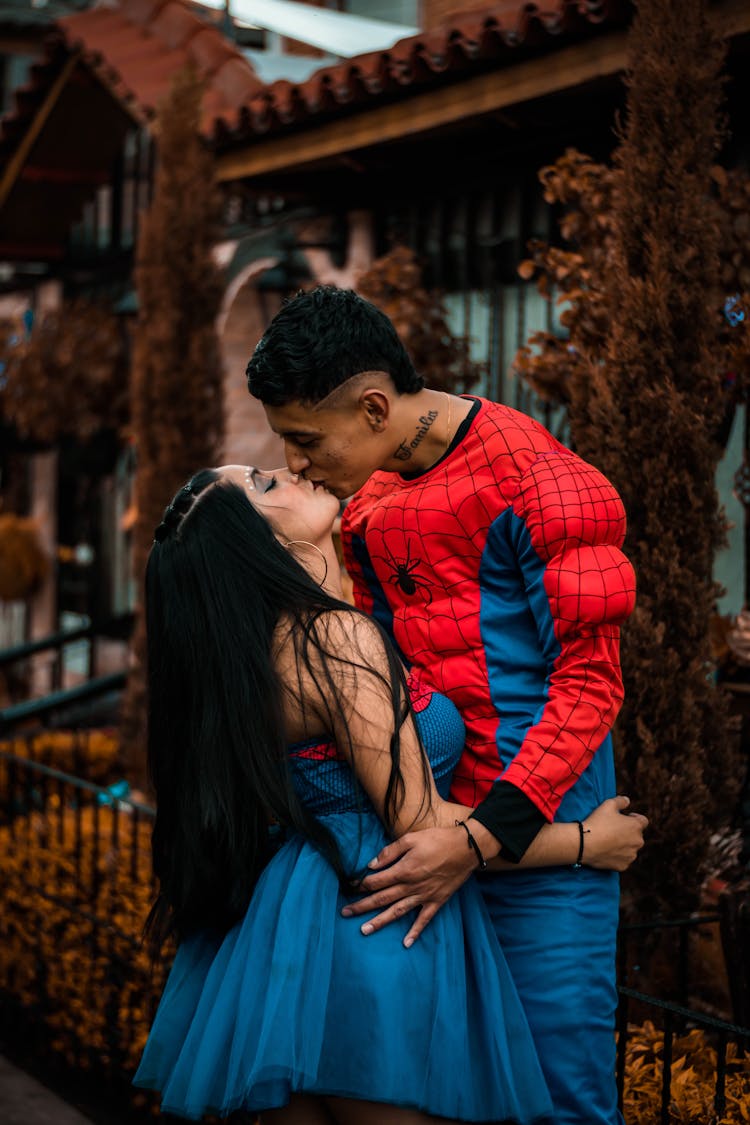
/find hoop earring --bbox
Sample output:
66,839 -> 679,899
284,539 -> 329,585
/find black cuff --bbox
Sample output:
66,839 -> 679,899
470,781 -> 547,863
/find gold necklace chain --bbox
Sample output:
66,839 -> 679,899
443,393 -> 453,455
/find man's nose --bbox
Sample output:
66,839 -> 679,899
285,443 -> 311,475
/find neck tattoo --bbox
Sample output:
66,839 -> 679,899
393,397 -> 453,463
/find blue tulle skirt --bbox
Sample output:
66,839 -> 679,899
134,812 -> 553,1123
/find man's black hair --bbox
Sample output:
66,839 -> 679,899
246,285 -> 424,406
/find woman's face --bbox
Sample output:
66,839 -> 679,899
218,465 -> 340,544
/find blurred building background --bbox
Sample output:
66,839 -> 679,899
1,7 -> 750,1118
0,0 -> 748,685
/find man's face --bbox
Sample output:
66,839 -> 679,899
263,398 -> 386,499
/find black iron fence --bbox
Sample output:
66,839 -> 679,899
1,748 -> 748,1122
618,913 -> 722,1010
0,747 -> 164,1086
0,672 -> 127,735
616,986 -> 750,1121
0,616 -> 132,702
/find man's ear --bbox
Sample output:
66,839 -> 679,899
359,388 -> 391,432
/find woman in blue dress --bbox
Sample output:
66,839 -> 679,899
134,465 -> 646,1125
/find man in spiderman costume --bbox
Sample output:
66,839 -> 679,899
247,287 -> 639,1125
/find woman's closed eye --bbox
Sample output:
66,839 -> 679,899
263,476 -> 277,493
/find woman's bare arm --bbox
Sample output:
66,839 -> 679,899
301,612 -> 443,836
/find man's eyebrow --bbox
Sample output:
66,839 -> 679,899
279,427 -> 320,439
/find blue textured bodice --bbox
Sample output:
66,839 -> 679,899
288,677 -> 465,816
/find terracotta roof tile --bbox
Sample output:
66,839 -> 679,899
215,0 -> 628,144
58,0 -> 263,133
0,0 -> 628,176
187,27 -> 238,75
150,2 -> 204,49
127,0 -> 170,26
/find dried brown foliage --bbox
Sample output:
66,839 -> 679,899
515,160 -> 750,423
514,150 -> 617,407
0,300 -> 129,444
0,729 -> 120,789
0,513 -> 49,601
4,799 -> 744,1116
622,1022 -> 749,1123
357,245 -> 486,393
0,803 -> 169,1078
519,0 -> 744,918
120,67 -> 225,780
714,165 -> 750,406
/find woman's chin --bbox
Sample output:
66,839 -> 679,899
322,492 -> 342,518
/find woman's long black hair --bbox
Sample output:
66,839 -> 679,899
144,469 -> 428,953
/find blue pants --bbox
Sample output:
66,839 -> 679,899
479,866 -> 624,1125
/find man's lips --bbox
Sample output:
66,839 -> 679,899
308,478 -> 343,498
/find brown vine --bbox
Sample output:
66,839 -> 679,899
1,300 -> 129,445
357,245 -> 486,394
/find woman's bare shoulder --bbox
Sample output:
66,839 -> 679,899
274,606 -> 382,659
271,608 -> 385,741
274,608 -> 389,700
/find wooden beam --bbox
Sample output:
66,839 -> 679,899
216,0 -> 750,184
216,31 -> 629,182
0,53 -> 80,211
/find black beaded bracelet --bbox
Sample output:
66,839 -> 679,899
455,819 -> 488,871
573,820 -> 591,869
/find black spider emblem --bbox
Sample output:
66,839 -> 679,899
382,540 -> 432,603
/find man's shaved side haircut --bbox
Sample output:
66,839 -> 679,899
246,286 -> 424,407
